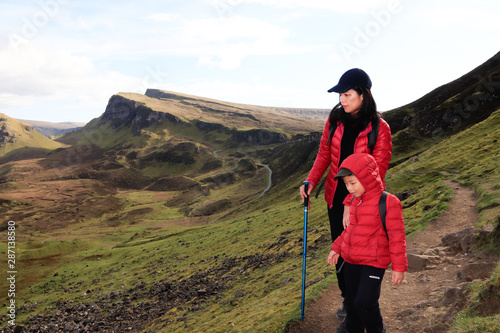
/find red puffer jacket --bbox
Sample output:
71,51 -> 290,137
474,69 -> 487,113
331,153 -> 407,272
306,117 -> 392,208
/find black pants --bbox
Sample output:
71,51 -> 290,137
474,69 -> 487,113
328,181 -> 350,298
344,262 -> 385,333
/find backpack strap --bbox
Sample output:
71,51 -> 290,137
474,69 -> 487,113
314,176 -> 327,199
379,190 -> 389,240
367,114 -> 380,153
315,120 -> 337,198
326,120 -> 337,146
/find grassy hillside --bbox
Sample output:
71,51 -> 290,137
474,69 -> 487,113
386,109 -> 500,235
1,106 -> 498,332
0,114 -> 67,160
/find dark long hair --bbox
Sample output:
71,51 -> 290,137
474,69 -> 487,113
328,87 -> 378,130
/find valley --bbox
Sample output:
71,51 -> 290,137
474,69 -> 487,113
0,52 -> 500,332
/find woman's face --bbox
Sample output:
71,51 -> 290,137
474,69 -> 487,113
339,89 -> 363,116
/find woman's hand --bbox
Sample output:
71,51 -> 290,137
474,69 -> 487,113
327,250 -> 340,265
299,184 -> 313,203
342,205 -> 350,229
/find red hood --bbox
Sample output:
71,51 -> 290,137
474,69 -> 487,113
338,153 -> 385,199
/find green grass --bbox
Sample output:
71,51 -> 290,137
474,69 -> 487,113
451,265 -> 500,333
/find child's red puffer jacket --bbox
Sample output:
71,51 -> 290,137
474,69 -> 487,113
331,153 -> 408,272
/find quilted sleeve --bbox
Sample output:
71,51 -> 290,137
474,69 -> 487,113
372,118 -> 392,180
386,194 -> 408,272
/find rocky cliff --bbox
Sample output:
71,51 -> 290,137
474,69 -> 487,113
99,94 -> 185,133
98,92 -> 319,146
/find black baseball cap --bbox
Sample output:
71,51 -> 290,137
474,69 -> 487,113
334,168 -> 354,179
328,68 -> 372,93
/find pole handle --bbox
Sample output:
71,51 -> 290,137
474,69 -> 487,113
303,181 -> 309,207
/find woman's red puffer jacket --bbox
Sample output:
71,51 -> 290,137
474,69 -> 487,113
331,153 -> 408,272
306,117 -> 392,208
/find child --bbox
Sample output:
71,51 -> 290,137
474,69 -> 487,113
327,153 -> 407,333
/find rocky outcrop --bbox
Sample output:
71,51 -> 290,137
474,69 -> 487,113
99,95 -> 184,133
145,89 -> 196,102
396,227 -> 497,332
231,129 -> 288,145
195,120 -> 229,132
0,126 -> 15,144
291,131 -> 322,143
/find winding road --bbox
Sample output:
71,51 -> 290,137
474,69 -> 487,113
213,150 -> 272,198
256,163 -> 272,198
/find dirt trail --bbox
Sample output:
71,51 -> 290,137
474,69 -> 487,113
287,180 -> 495,333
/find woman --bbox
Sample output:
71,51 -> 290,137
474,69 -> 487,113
299,68 -> 392,325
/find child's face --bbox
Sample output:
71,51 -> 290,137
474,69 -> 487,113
343,175 -> 366,197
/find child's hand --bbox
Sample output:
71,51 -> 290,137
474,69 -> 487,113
342,205 -> 350,229
392,271 -> 405,285
327,250 -> 339,265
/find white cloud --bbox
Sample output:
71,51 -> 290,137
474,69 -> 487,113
208,0 -> 395,12
424,6 -> 500,30
0,93 -> 35,109
144,12 -> 184,22
182,16 -> 289,45
155,15 -> 298,69
55,13 -> 113,32
0,41 -> 141,114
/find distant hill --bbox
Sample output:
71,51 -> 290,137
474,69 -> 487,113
144,89 -> 331,122
0,114 -> 67,161
57,89 -> 326,149
51,90 -> 326,208
17,119 -> 85,137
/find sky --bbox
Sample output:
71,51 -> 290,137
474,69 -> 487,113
0,0 -> 499,123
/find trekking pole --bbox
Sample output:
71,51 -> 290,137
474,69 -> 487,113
300,181 -> 309,321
